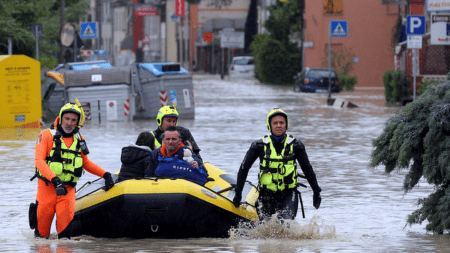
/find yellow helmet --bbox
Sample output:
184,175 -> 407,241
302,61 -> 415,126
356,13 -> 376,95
59,103 -> 82,126
156,106 -> 179,127
267,108 -> 288,133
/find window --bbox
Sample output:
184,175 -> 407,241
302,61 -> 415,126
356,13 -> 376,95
323,0 -> 343,14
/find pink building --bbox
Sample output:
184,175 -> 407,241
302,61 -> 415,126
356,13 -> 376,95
304,0 -> 399,88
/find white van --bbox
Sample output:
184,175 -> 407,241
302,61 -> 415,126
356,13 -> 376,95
228,56 -> 255,79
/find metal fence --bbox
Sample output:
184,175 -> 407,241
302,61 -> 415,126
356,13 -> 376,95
420,38 -> 450,75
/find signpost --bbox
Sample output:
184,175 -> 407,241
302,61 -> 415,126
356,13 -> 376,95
328,21 -> 348,102
406,15 -> 425,101
220,30 -> 244,79
31,24 -> 43,61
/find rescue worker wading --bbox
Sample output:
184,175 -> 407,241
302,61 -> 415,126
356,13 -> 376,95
232,108 -> 322,221
151,105 -> 202,159
30,102 -> 115,239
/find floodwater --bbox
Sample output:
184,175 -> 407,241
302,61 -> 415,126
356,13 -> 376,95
1,75 -> 449,252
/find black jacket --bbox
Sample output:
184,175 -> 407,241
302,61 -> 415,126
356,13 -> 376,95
153,126 -> 202,159
235,135 -> 321,197
117,144 -> 152,182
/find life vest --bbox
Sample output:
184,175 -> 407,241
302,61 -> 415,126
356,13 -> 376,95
151,131 -> 161,148
259,134 -> 298,192
37,129 -> 84,187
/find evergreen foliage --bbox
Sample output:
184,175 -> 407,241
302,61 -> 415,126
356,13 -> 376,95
370,81 -> 450,234
383,70 -> 411,104
244,0 -> 258,54
0,0 -> 88,59
249,0 -> 303,84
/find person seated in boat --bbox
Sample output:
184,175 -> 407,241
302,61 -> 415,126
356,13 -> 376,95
151,105 -> 202,160
117,131 -> 155,182
145,126 -> 209,185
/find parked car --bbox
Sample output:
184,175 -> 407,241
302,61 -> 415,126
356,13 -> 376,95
228,56 -> 255,79
293,67 -> 340,93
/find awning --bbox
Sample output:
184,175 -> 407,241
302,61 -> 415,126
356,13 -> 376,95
201,18 -> 246,33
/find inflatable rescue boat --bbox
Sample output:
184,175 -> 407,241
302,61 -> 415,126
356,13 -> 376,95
66,162 -> 259,238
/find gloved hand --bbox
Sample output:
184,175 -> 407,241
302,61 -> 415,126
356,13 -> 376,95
313,192 -> 322,209
103,172 -> 115,191
232,194 -> 242,208
51,177 -> 68,196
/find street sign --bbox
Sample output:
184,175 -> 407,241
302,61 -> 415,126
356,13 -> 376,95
143,35 -> 151,44
406,15 -> 425,35
31,24 -> 43,41
407,35 -> 422,48
176,0 -> 185,16
303,41 -> 313,47
220,31 -> 244,48
430,13 -> 450,45
80,22 -> 98,39
203,32 -> 213,43
135,4 -> 159,16
330,21 -> 348,37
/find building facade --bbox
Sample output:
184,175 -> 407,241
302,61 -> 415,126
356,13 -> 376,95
304,0 -> 398,88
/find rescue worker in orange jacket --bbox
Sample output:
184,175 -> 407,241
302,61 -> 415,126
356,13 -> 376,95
31,103 -> 114,239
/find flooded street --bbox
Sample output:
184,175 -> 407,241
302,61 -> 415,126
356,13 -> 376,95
1,75 -> 449,252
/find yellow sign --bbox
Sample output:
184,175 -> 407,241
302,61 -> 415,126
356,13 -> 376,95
0,55 -> 41,128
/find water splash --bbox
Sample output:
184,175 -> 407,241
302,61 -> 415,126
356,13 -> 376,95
228,215 -> 336,241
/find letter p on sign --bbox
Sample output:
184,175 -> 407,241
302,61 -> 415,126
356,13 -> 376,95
407,15 -> 425,35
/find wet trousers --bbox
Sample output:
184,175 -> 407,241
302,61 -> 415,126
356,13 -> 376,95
257,188 -> 298,221
35,179 -> 75,238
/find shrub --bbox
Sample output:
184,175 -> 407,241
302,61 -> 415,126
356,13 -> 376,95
418,79 -> 440,95
383,70 -> 411,104
250,34 -> 301,84
40,56 -> 58,70
338,75 -> 357,91
370,82 -> 450,234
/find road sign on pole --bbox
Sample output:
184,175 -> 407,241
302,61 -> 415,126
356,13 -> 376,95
220,31 -> 244,48
406,15 -> 425,35
330,21 -> 348,37
80,22 -> 98,39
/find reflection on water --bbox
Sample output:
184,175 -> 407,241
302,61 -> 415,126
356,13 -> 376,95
0,75 -> 446,252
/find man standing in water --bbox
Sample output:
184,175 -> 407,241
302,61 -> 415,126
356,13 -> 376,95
31,102 -> 115,239
233,108 -> 322,220
151,105 -> 202,159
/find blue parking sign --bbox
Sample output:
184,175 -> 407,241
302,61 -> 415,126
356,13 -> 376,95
406,15 -> 425,35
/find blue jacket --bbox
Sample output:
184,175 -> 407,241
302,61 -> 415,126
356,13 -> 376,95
145,146 -> 205,178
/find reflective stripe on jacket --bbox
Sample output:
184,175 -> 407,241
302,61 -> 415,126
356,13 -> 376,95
259,134 -> 298,192
38,129 -> 83,186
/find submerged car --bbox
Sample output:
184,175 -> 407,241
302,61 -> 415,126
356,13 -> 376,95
293,67 -> 340,93
228,56 -> 255,79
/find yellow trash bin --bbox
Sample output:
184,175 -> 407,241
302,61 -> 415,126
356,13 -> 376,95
0,55 -> 41,128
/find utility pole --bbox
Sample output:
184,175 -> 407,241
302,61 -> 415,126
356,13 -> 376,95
60,0 -> 65,63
